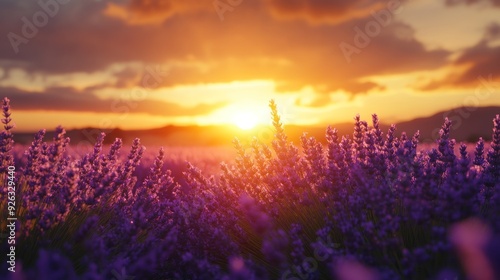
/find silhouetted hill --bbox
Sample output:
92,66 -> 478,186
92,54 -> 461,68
12,106 -> 500,146
395,106 -> 499,143
245,106 -> 499,145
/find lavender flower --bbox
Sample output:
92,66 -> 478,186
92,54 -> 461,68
0,97 -> 14,173
1,97 -> 499,280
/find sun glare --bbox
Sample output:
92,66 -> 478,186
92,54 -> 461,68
234,112 -> 258,130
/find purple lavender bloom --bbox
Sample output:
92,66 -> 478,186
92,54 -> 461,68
3,98 -> 500,280
0,97 -> 14,173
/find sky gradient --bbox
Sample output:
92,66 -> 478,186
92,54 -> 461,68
1,0 -> 499,132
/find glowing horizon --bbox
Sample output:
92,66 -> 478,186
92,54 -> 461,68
0,1 -> 499,132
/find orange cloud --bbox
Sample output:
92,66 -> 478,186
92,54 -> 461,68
262,0 -> 391,24
1,86 -> 226,116
420,23 -> 500,90
0,1 -> 449,98
104,0 -> 209,25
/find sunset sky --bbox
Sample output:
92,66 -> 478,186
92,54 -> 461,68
0,0 -> 499,132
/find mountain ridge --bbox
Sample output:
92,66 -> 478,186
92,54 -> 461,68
12,106 -> 500,146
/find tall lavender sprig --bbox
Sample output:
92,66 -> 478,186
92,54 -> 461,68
487,115 -> 500,178
474,138 -> 486,167
0,97 -> 14,173
353,114 -> 365,162
437,118 -> 456,165
484,115 -> 500,227
372,114 -> 384,148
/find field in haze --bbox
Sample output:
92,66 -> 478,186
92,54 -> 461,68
2,1 -> 500,279
12,106 -> 500,148
1,98 -> 500,279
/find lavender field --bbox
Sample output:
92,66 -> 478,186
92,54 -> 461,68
1,97 -> 499,280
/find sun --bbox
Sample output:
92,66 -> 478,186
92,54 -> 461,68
234,112 -> 258,130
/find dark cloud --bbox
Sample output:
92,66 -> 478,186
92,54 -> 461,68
0,2 -> 190,73
420,24 -> 500,90
112,67 -> 142,88
150,18 -> 448,95
420,44 -> 500,90
484,22 -> 500,41
0,86 -> 225,116
103,0 -> 407,26
0,0 -> 448,96
454,46 -> 500,83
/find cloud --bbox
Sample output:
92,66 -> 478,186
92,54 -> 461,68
294,94 -> 332,107
420,23 -> 500,90
103,0 -> 210,25
445,0 -> 500,7
262,0 -> 391,24
105,0 -> 408,26
484,22 -> 500,41
420,44 -> 500,90
0,86 -> 225,116
0,1 -> 449,97
150,17 -> 448,95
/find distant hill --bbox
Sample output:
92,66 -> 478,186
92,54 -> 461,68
292,106 -> 499,144
395,106 -> 499,143
12,106 -> 500,147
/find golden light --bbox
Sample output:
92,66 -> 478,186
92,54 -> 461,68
233,112 -> 258,130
